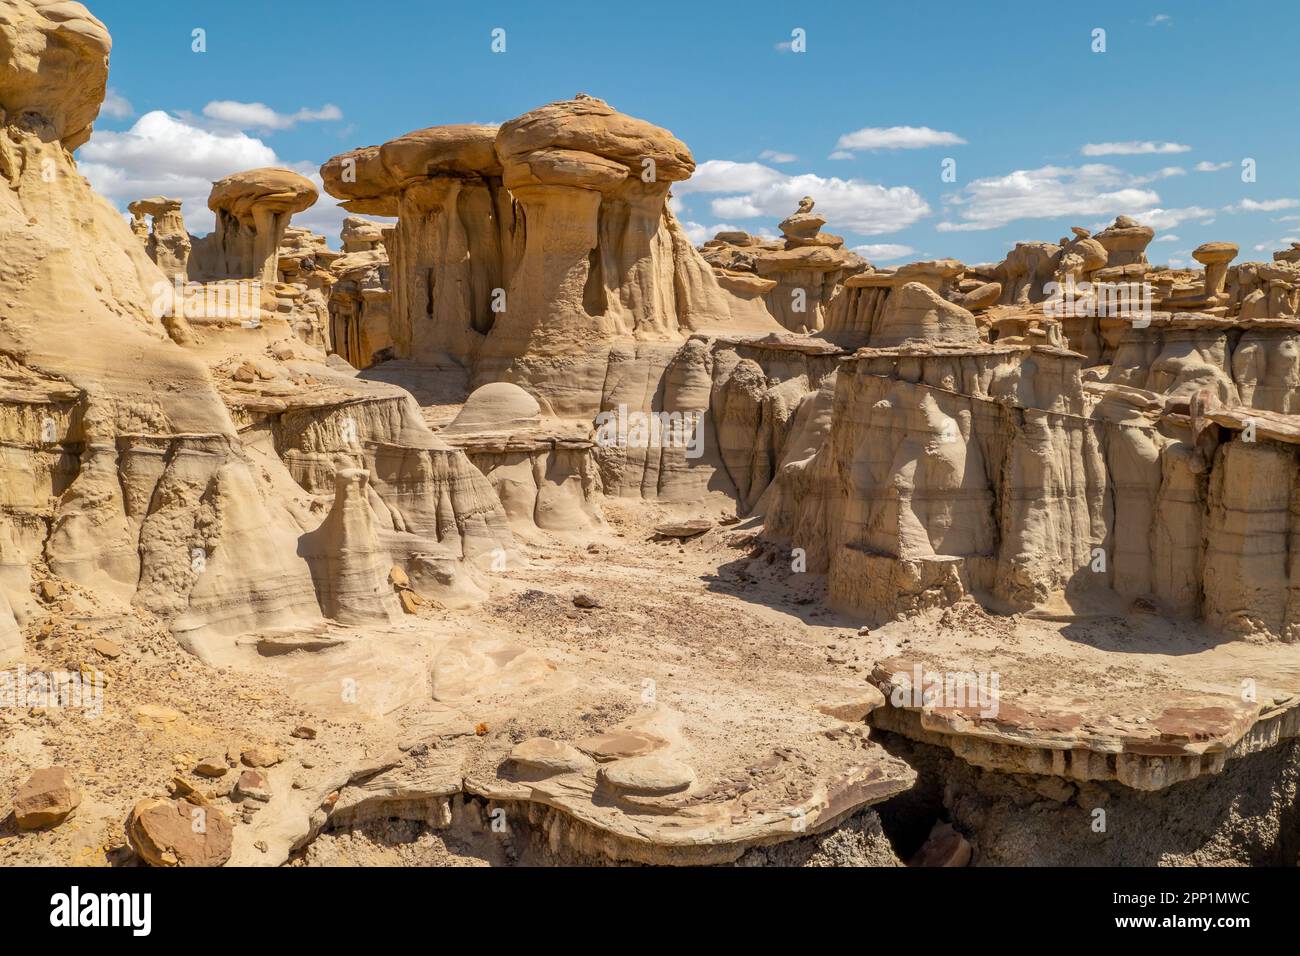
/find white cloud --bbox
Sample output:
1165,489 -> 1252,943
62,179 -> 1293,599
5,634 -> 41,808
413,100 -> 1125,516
677,160 -> 787,195
1253,236 -> 1300,253
1223,197 -> 1300,213
851,243 -> 916,262
201,100 -> 343,131
758,149 -> 798,164
679,159 -> 930,235
1080,141 -> 1191,156
1118,206 -> 1215,231
1195,160 -> 1231,172
101,88 -> 134,119
1154,234 -> 1180,242
834,125 -> 966,152
937,164 -> 1163,232
1148,14 -> 1172,26
681,221 -> 742,245
827,150 -> 855,160
77,110 -> 349,242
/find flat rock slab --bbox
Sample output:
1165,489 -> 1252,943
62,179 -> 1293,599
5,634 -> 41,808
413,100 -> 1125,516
598,755 -> 696,795
654,519 -> 713,539
864,609 -> 1300,790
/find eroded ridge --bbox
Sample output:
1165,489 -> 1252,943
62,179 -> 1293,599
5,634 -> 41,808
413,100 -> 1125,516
3,0 -> 1300,868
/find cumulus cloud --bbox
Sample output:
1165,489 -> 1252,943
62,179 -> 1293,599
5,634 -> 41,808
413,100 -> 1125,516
1115,207 -> 1215,231
77,110 -> 350,241
1223,197 -> 1300,213
758,149 -> 798,164
1080,141 -> 1191,156
201,100 -> 343,131
679,221 -> 742,245
678,159 -> 930,235
1195,160 -> 1232,172
827,150 -> 855,160
1154,233 -> 1180,242
101,88 -> 134,119
851,243 -> 916,262
678,161 -> 786,195
834,125 -> 966,152
937,164 -> 1164,232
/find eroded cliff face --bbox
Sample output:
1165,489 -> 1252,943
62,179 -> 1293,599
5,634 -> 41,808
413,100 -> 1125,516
761,282 -> 1300,643
0,0 -> 514,661
316,96 -> 788,503
700,199 -> 868,335
9,0 -> 1300,870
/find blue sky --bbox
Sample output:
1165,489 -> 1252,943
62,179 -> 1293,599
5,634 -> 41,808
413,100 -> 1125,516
81,1 -> 1300,265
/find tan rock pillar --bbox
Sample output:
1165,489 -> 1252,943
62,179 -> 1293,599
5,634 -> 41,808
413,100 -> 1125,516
1193,242 -> 1238,301
207,168 -> 318,284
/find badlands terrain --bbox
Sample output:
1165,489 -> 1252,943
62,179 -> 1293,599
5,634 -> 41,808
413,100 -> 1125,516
1,0 -> 1298,869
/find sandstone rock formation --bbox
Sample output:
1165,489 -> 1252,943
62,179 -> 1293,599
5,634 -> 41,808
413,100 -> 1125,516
128,196 -> 190,282
199,167 -> 318,285
701,198 -> 867,334
273,226 -> 336,349
318,96 -> 784,503
0,3 -> 513,662
439,382 -> 604,534
328,218 -> 392,368
6,0 -> 1300,873
0,0 -> 109,150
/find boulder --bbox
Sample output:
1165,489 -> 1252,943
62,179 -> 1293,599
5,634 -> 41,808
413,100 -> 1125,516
13,767 -> 81,830
125,798 -> 233,867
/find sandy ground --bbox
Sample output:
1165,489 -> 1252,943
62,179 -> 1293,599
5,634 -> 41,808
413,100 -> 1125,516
5,491 -> 1299,866
0,495 -> 908,866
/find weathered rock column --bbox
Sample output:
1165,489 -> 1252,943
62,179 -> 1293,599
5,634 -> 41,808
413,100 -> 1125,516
321,124 -> 511,368
127,196 -> 191,282
205,168 -> 318,284
1194,241 -> 1238,303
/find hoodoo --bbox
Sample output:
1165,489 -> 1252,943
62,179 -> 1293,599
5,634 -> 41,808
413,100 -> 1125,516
3,0 -> 1299,880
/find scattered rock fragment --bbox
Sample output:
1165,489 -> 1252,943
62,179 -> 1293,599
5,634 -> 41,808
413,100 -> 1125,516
125,799 -> 233,867
169,777 -> 209,806
89,637 -> 122,658
654,518 -> 713,539
234,770 -> 272,802
817,686 -> 886,722
241,746 -> 283,768
13,768 -> 81,831
574,730 -> 669,761
194,757 -> 228,778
